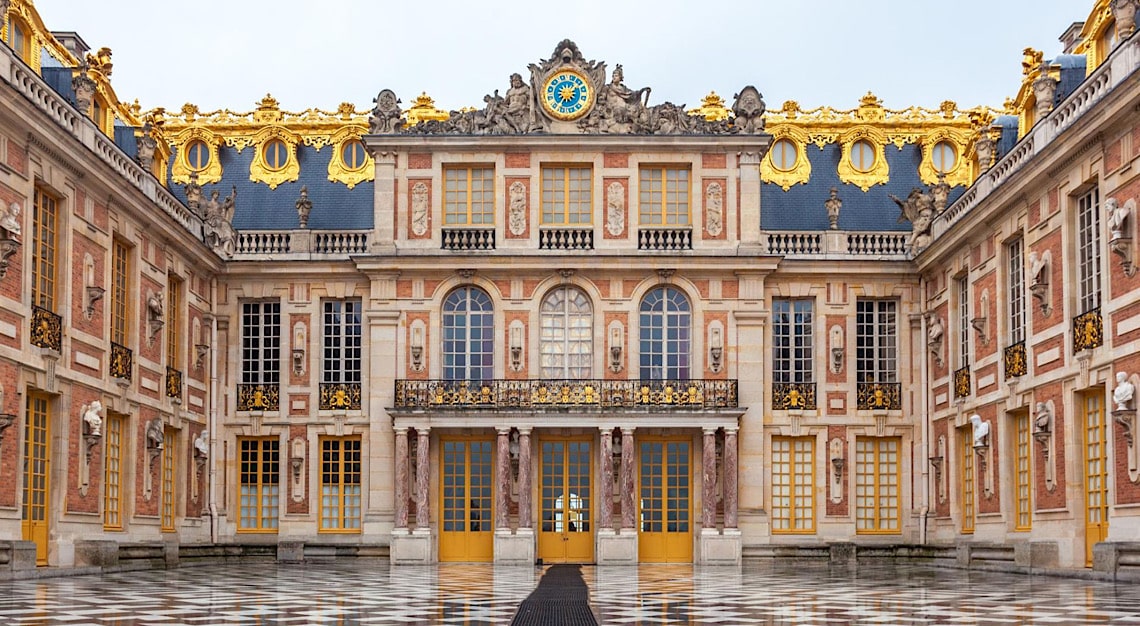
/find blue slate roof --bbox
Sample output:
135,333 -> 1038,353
114,125 -> 138,160
167,144 -> 374,230
1054,54 -> 1087,104
41,66 -> 75,105
994,115 -> 1019,160
761,142 -> 964,231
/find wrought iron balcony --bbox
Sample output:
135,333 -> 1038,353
856,382 -> 901,411
954,365 -> 971,398
110,342 -> 133,381
393,379 -> 738,410
441,228 -> 495,251
1003,341 -> 1027,379
320,382 -> 362,411
638,228 -> 692,251
539,228 -> 593,250
1073,306 -> 1103,352
165,366 -> 183,401
30,305 -> 62,352
771,382 -> 816,410
237,383 -> 280,411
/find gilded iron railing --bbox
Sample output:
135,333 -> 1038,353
237,383 -> 280,411
771,382 -> 816,410
320,382 -> 362,411
109,341 -> 133,381
856,382 -> 901,410
953,365 -> 971,398
30,305 -> 62,351
1073,307 -> 1103,352
393,379 -> 738,410
165,366 -> 183,401
1003,341 -> 1027,379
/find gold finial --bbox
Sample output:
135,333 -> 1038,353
180,102 -> 199,122
256,93 -> 280,111
336,102 -> 355,119
1002,96 -> 1018,115
779,100 -> 800,118
85,47 -> 113,79
404,92 -> 449,125
1021,47 -> 1043,75
939,100 -> 957,119
254,94 -> 282,123
859,91 -> 882,108
687,91 -> 730,121
129,98 -> 142,118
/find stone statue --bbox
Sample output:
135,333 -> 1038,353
0,201 -> 21,237
410,182 -> 429,236
824,187 -> 842,229
595,64 -> 651,133
136,122 -> 157,170
974,129 -> 995,170
508,181 -> 527,236
969,414 -> 990,448
81,400 -> 103,437
1108,197 -> 1131,240
1034,401 -> 1053,433
927,314 -> 945,366
930,173 -> 951,214
503,73 -> 536,133
295,185 -> 312,228
369,89 -> 403,135
193,430 -> 209,460
732,86 -> 766,134
606,181 -> 625,236
147,290 -> 164,322
203,186 -> 238,257
1028,250 -> 1049,288
1114,371 -> 1135,412
1112,0 -> 1139,40
890,187 -> 936,253
146,417 -> 164,450
184,172 -> 202,213
705,182 -> 723,237
72,61 -> 97,114
1032,65 -> 1058,119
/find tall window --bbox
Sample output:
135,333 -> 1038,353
772,300 -> 814,384
241,302 -> 281,387
855,300 -> 897,383
167,275 -> 182,369
1007,238 -> 1026,345
160,430 -> 176,532
31,188 -> 58,310
541,167 -> 592,225
639,287 -> 691,380
320,437 -> 362,532
444,167 -> 495,226
540,287 -> 592,379
111,240 -> 130,346
442,287 -> 494,381
1014,412 -> 1032,531
771,437 -> 815,533
8,18 -> 31,64
960,428 -> 975,533
855,437 -> 900,533
323,300 -> 362,385
103,414 -> 124,530
1077,187 -> 1102,313
638,167 -> 690,226
239,438 -> 280,532
957,276 -> 969,367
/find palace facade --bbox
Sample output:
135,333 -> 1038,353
0,0 -> 1139,574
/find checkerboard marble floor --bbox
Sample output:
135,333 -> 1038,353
2,561 -> 1140,625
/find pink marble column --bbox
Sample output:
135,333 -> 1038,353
723,427 -> 739,529
621,428 -> 635,529
702,428 -> 717,530
599,428 -> 613,529
496,428 -> 511,530
394,428 -> 409,529
415,428 -> 430,529
517,428 -> 532,529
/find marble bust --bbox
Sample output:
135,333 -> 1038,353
969,414 -> 990,447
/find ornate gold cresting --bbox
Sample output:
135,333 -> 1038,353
325,125 -> 373,189
687,91 -> 731,122
761,125 -> 812,190
237,383 -> 280,412
393,379 -> 738,410
110,342 -> 133,381
404,92 -> 449,126
29,305 -> 62,352
320,382 -> 362,411
2,0 -> 82,72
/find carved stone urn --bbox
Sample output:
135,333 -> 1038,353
1032,70 -> 1058,120
1113,0 -> 1139,40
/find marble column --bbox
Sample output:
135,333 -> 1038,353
496,428 -> 511,530
702,428 -> 717,530
621,428 -> 635,529
723,427 -> 739,529
394,428 -> 409,529
518,428 -> 532,529
414,428 -> 430,529
599,427 -> 613,529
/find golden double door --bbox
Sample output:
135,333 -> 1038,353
21,394 -> 51,565
638,438 -> 693,563
1083,393 -> 1109,566
439,439 -> 494,562
538,438 -> 593,563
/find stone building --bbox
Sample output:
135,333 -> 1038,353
0,0 -> 1137,573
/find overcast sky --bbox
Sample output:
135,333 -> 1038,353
36,0 -> 1084,115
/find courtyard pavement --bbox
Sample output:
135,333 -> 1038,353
0,560 -> 1139,625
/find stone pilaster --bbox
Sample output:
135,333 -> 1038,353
518,428 -> 532,529
599,427 -> 613,529
394,427 -> 409,529
496,428 -> 511,530
724,427 -> 738,528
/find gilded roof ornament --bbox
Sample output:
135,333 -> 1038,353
1021,48 -> 1043,75
254,94 -> 282,123
85,46 -> 112,79
404,92 -> 449,126
688,91 -> 730,122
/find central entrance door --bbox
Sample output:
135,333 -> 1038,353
638,437 -> 692,563
439,439 -> 494,562
538,438 -> 593,563
21,393 -> 51,565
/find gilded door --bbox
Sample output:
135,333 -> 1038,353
538,439 -> 593,563
439,439 -> 494,562
21,394 -> 51,565
1084,393 -> 1109,566
638,438 -> 693,563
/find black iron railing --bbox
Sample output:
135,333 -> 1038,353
30,305 -> 61,351
237,383 -> 280,411
856,382 -> 901,410
1073,306 -> 1103,352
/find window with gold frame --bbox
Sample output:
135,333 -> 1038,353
444,167 -> 495,226
1014,412 -> 1032,531
541,166 -> 592,225
320,436 -> 362,532
31,187 -> 58,311
238,438 -> 280,532
855,437 -> 900,534
960,427 -> 975,534
103,413 -> 124,530
183,140 -> 211,173
7,16 -> 32,65
638,167 -> 690,226
160,429 -> 176,532
771,437 -> 815,534
111,239 -> 130,346
166,275 -> 182,369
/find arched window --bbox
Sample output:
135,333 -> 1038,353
639,286 -> 691,380
442,287 -> 494,381
540,287 -> 592,379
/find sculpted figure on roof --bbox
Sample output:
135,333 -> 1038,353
890,186 -> 935,254
203,185 -> 238,258
732,86 -> 766,134
369,89 -> 403,134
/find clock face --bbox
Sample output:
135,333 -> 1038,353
541,69 -> 593,121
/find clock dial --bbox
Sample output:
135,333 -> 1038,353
541,69 -> 593,121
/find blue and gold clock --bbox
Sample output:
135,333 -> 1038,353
541,69 -> 593,121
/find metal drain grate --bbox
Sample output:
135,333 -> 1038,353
509,564 -> 598,626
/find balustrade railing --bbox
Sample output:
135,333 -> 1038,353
847,232 -> 908,255
30,305 -> 62,352
393,378 -> 738,410
767,233 -> 821,255
110,342 -> 133,381
1003,341 -> 1027,379
314,231 -> 368,254
771,382 -> 816,410
638,228 -> 692,251
237,231 -> 291,254
539,228 -> 594,250
320,382 -> 362,411
237,383 -> 280,411
1073,306 -> 1103,352
856,382 -> 901,410
442,228 -> 495,251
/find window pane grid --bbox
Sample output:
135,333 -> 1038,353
161,430 -> 176,532
855,437 -> 900,533
239,438 -> 280,531
639,287 -> 691,380
1015,412 -> 1031,531
32,188 -> 58,310
1085,394 -> 1108,528
321,437 -> 362,531
323,300 -> 362,384
639,168 -> 690,226
445,167 -> 495,226
167,276 -> 181,367
103,415 -> 123,530
772,300 -> 814,383
112,241 -> 130,346
443,287 -> 494,381
540,287 -> 593,379
957,276 -> 969,367
961,429 -> 975,533
242,302 -> 281,385
1008,239 -> 1025,344
541,167 -> 592,225
856,300 -> 897,383
771,437 -> 815,533
1077,188 -> 1101,312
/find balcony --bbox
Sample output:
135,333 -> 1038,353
165,366 -> 183,402
1073,307 -> 1103,352
237,383 -> 280,411
320,382 -> 362,411
110,342 -> 133,381
539,228 -> 593,250
638,228 -> 692,251
393,379 -> 738,411
442,228 -> 495,251
771,382 -> 816,410
856,382 -> 901,411
1003,341 -> 1027,379
30,305 -> 62,352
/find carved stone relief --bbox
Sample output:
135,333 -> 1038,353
606,181 -> 625,237
705,182 -> 723,237
508,181 -> 527,237
410,181 -> 429,237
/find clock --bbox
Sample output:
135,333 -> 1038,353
541,69 -> 593,121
